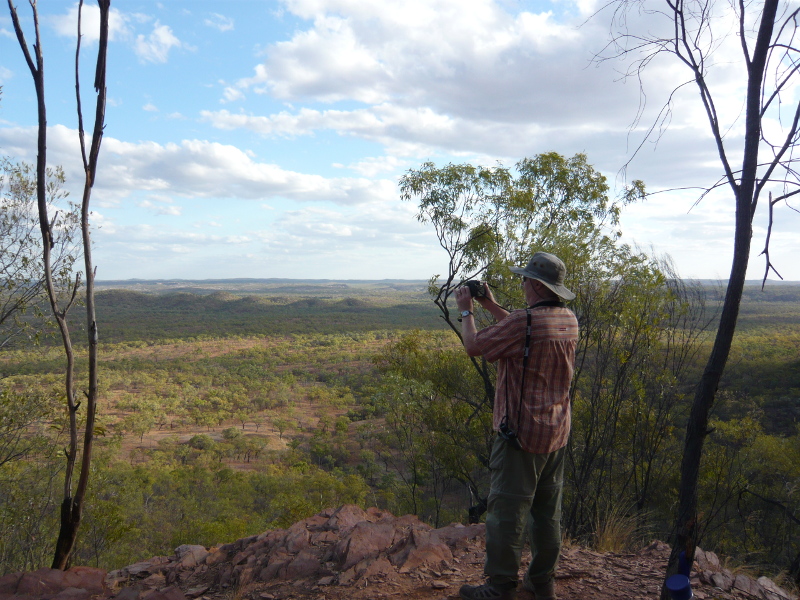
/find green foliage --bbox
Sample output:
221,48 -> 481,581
0,458 -> 62,573
697,417 -> 800,574
0,388 -> 59,468
0,389 -> 63,574
89,288 -> 442,344
399,152 -> 709,548
1,274 -> 798,578
0,158 -> 79,349
68,460 -> 369,569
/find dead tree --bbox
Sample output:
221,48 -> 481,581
7,0 -> 109,569
601,0 -> 800,596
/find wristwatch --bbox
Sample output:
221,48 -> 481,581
458,310 -> 473,322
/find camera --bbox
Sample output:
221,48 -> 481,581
464,280 -> 487,298
498,419 -> 522,451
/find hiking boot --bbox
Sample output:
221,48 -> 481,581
459,580 -> 517,600
522,576 -> 556,600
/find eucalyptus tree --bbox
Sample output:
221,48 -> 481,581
0,159 -> 79,350
396,153 -> 709,536
601,1 -> 800,590
8,0 -> 110,568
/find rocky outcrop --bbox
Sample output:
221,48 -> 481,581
1,506 -> 796,600
0,567 -> 108,600
694,547 -> 797,600
147,505 -> 482,592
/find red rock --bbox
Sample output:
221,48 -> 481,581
757,576 -> 795,600
175,545 -> 208,565
284,526 -> 310,554
310,530 -> 338,544
323,504 -> 369,533
111,586 -> 142,600
141,573 -> 166,589
105,571 -> 128,589
394,514 -> 427,528
235,566 -> 255,587
64,567 -> 106,594
141,586 -> 186,600
334,521 -> 395,571
299,514 -> 329,531
711,572 -> 733,591
16,568 -> 67,595
203,549 -> 228,567
733,574 -> 757,596
398,542 -> 453,573
699,570 -> 715,585
0,572 -> 22,594
125,558 -> 169,577
702,550 -> 721,570
184,585 -> 208,598
285,550 -> 322,579
432,524 -> 485,548
337,566 -> 356,586
641,541 -> 670,557
215,565 -> 233,588
257,560 -> 287,583
51,587 -> 91,600
359,557 -> 395,580
229,550 -> 252,567
0,594 -> 34,600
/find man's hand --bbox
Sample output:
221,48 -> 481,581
454,286 -> 480,356
471,284 -> 510,323
455,286 -> 474,312
475,285 -> 498,309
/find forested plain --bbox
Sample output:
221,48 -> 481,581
0,279 -> 798,586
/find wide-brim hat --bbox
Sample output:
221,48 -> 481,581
509,251 -> 576,301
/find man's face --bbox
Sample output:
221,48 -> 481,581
523,277 -> 549,305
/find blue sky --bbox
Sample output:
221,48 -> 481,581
1,0 -> 799,281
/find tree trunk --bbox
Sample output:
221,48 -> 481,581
661,2 -> 779,596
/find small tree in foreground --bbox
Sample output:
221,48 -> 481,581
0,158 -> 79,350
396,153 -> 710,536
8,0 -> 110,568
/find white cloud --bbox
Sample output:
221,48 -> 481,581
204,13 -> 234,32
137,196 -> 182,216
254,201 -> 431,257
221,87 -> 245,103
142,103 -> 158,112
49,3 -> 130,43
0,125 -> 399,206
344,156 -> 409,177
0,66 -> 12,84
234,0 -> 583,109
134,22 -> 183,63
101,223 -> 252,250
1,28 -> 13,39
197,0 -> 727,188
199,103 -> 722,188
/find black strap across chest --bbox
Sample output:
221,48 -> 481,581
501,301 -> 565,433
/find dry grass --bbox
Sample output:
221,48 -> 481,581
594,504 -> 649,554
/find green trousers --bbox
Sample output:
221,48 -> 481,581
484,434 -> 566,587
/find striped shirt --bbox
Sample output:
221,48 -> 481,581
474,305 -> 579,454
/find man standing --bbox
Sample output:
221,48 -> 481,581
455,252 -> 579,600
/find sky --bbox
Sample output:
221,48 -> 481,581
1,0 -> 799,282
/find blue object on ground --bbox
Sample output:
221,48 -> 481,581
666,574 -> 693,600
